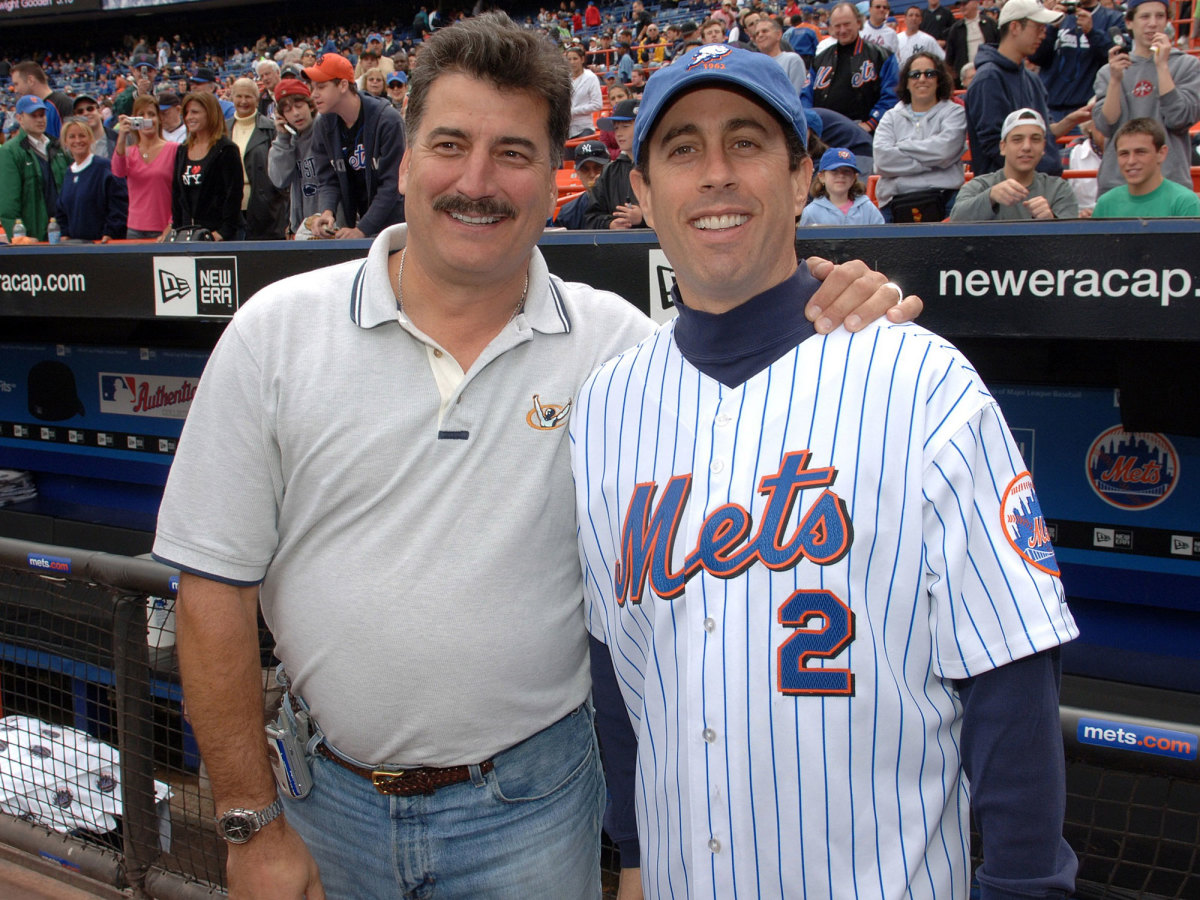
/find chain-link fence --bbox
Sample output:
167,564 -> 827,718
0,535 -> 1197,899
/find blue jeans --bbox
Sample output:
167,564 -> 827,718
281,704 -> 605,899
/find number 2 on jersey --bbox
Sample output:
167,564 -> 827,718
776,589 -> 855,696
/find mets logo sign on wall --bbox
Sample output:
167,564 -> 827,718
1086,425 -> 1178,511
1001,472 -> 1060,575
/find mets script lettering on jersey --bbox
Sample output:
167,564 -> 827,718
615,450 -> 852,606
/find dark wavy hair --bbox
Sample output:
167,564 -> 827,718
896,53 -> 954,105
407,12 -> 572,169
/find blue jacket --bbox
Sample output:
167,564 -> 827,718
799,194 -> 885,226
57,155 -> 128,240
1031,16 -> 1113,111
965,44 -> 1061,176
310,92 -> 406,236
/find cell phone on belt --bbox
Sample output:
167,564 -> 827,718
266,714 -> 313,799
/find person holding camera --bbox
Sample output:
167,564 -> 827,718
112,95 -> 178,239
1092,0 -> 1200,195
1030,0 -> 1114,123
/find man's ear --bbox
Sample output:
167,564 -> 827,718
631,167 -> 655,230
793,156 -> 814,218
397,148 -> 411,196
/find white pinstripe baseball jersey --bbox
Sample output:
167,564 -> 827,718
571,317 -> 1078,900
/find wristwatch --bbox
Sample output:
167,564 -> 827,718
215,798 -> 283,844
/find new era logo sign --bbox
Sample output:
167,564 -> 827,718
158,269 -> 191,303
153,256 -> 239,317
1171,536 -> 1195,556
1093,528 -> 1114,547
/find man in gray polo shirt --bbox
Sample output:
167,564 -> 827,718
153,16 -> 922,899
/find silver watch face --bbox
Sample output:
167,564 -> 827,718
220,812 -> 256,844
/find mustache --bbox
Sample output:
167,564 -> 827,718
432,194 -> 517,219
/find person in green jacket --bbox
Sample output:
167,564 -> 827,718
0,96 -> 69,241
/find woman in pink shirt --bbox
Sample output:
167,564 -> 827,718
111,95 -> 178,240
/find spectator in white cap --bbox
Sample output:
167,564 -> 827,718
952,107 -> 1079,219
966,0 -> 1090,175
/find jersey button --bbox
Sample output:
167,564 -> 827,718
708,838 -> 721,853
703,617 -> 715,633
710,459 -> 725,474
702,728 -> 716,743
433,349 -> 443,358
715,413 -> 732,427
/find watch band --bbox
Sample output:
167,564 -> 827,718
216,797 -> 283,844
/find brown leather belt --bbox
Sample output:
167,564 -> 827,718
316,743 -> 494,796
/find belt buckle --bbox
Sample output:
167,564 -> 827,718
371,767 -> 411,793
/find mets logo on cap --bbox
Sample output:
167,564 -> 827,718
689,45 -> 733,69
1000,472 -> 1059,575
1086,425 -> 1178,510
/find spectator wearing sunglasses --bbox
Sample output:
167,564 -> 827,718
73,93 -> 118,159
873,54 -> 966,222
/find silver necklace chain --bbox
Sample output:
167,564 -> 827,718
397,248 -> 529,321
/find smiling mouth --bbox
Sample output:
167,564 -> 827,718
449,212 -> 504,225
692,214 -> 749,230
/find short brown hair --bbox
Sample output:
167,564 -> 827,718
12,61 -> 49,85
811,167 -> 866,201
1114,116 -> 1167,151
182,91 -> 225,144
132,95 -> 164,137
896,53 -> 954,105
407,12 -> 571,169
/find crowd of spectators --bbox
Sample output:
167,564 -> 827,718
1,0 -> 1199,242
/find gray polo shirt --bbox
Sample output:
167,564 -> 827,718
154,225 -> 655,766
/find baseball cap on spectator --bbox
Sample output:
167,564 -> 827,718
73,93 -> 99,109
283,37 -> 294,45
997,0 -> 1064,27
16,96 -> 49,115
1000,107 -> 1046,139
275,79 -> 312,103
156,91 -> 181,110
280,63 -> 304,80
387,72 -> 408,85
818,147 -> 862,173
190,66 -> 219,84
575,140 -> 610,167
1125,0 -> 1165,9
632,44 -> 808,161
304,53 -> 355,82
367,32 -> 384,43
598,99 -> 639,131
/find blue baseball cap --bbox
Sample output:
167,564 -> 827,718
632,44 -> 808,162
367,32 -> 384,43
818,147 -> 862,173
387,71 -> 408,85
16,95 -> 49,115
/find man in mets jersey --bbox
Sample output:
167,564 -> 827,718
573,44 -> 1080,899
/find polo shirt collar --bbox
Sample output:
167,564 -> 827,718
350,224 -> 572,335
